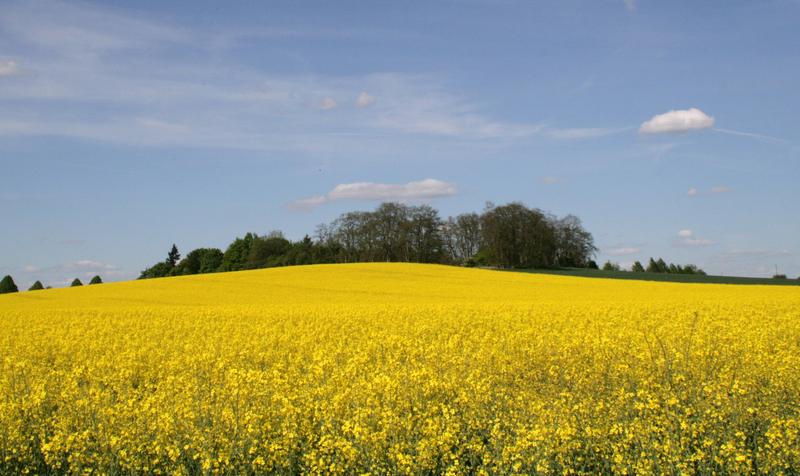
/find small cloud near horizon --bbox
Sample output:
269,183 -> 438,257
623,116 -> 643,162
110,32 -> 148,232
605,246 -> 641,256
676,229 -> 715,247
289,178 -> 458,211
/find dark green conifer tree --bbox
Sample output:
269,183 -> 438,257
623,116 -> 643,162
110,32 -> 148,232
0,275 -> 18,294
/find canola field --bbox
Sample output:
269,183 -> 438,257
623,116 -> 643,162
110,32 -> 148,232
1,263 -> 799,475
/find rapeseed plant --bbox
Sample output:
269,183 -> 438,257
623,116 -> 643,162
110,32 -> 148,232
0,263 -> 798,474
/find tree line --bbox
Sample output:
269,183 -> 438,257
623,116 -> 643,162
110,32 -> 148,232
600,257 -> 707,275
138,201 -> 599,279
0,275 -> 102,294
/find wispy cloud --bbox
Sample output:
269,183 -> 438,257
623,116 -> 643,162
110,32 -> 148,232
540,176 -> 559,184
289,178 -> 458,211
687,187 -> 698,197
605,246 -> 641,256
0,0 -> 549,152
712,128 -> 787,144
547,127 -> 630,140
623,0 -> 637,12
639,108 -> 715,134
710,186 -> 731,194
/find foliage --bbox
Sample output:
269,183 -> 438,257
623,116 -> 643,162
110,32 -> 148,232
138,201 -> 598,279
139,262 -> 173,279
28,281 -> 44,291
167,244 -> 181,268
480,202 -> 558,268
172,248 -> 224,276
602,260 -> 621,271
631,261 -> 645,273
89,275 -> 103,285
0,264 -> 799,474
219,233 -> 258,272
246,235 -> 292,269
0,275 -> 18,294
70,278 -> 83,287
646,257 -> 705,275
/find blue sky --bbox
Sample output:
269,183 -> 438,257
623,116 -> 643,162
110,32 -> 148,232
1,0 -> 798,286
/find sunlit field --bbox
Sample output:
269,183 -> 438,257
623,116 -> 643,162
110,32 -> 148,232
1,263 -> 799,474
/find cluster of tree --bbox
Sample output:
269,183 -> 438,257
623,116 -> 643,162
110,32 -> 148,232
0,274 -> 103,294
632,258 -> 706,275
139,201 -> 598,279
599,258 -> 706,274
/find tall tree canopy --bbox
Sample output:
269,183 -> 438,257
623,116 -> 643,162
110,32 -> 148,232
137,201 -> 600,279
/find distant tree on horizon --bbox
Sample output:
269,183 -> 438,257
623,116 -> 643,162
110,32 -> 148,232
602,261 -> 621,271
656,258 -> 668,273
70,278 -> 83,287
89,275 -> 103,285
0,275 -> 18,294
28,280 -> 44,291
139,262 -> 172,279
167,244 -> 181,268
219,233 -> 258,271
172,248 -> 224,275
631,261 -> 645,272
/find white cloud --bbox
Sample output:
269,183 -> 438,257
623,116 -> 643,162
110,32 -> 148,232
356,91 -> 375,108
710,186 -> 731,194
687,187 -> 698,196
320,97 -> 338,110
0,60 -> 19,77
639,108 -> 715,134
289,178 -> 458,211
676,229 -> 715,246
605,246 -> 640,256
540,176 -> 559,184
624,0 -> 637,12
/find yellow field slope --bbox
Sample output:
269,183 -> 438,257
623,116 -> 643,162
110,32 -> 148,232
1,263 -> 799,474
